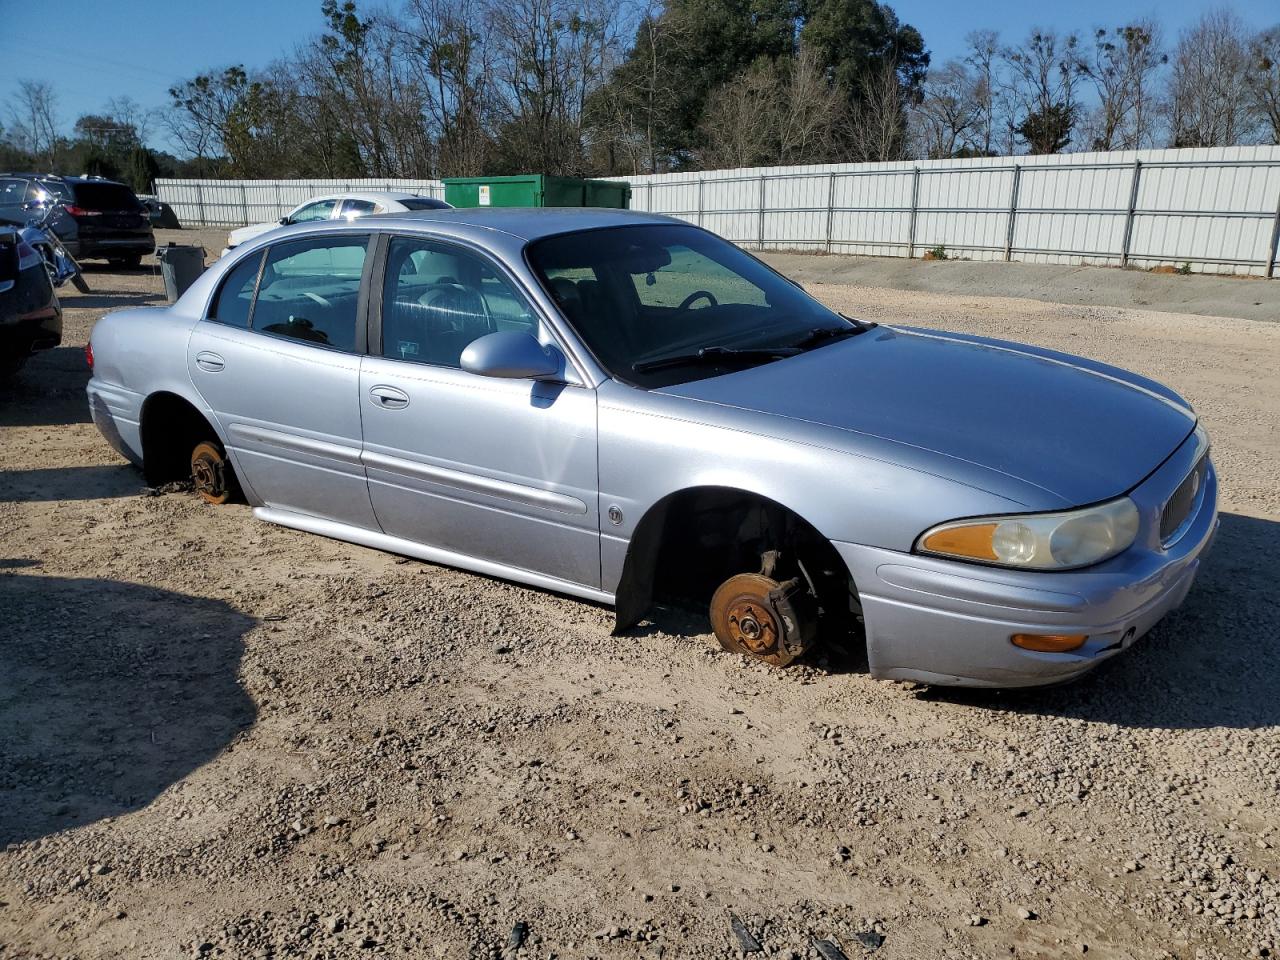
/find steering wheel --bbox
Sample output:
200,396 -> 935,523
302,291 -> 332,309
420,284 -> 494,334
677,290 -> 718,312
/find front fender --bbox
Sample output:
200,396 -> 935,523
597,381 -> 1023,605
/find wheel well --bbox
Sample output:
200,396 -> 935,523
614,487 -> 856,633
139,392 -> 220,487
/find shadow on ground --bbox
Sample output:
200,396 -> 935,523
0,573 -> 256,847
0,346 -> 93,426
925,512 -> 1280,731
60,291 -> 163,310
0,464 -> 142,502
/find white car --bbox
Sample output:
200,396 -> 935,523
220,191 -> 451,257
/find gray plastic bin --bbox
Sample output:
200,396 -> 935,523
155,243 -> 206,302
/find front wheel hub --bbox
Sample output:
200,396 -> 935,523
710,572 -> 798,667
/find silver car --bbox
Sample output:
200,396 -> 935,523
85,209 -> 1218,688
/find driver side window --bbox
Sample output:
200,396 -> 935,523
630,243 -> 768,310
380,236 -> 537,368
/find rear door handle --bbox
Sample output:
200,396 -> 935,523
195,351 -> 225,372
370,385 -> 409,409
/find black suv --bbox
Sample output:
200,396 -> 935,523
0,174 -> 155,267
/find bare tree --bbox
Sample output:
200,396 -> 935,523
847,60 -> 909,162
1168,9 -> 1258,147
910,60 -> 982,158
964,30 -> 1000,156
400,0 -> 496,175
777,46 -> 846,164
699,61 -> 782,169
486,0 -> 620,173
165,66 -> 253,174
1078,21 -> 1166,150
1003,29 -> 1082,153
105,96 -> 155,146
7,80 -> 59,167
310,2 -> 434,177
586,3 -> 692,174
1245,26 -> 1280,144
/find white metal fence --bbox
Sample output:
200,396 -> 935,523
157,145 -> 1280,277
155,178 -> 446,230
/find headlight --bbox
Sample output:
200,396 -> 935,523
916,497 -> 1140,571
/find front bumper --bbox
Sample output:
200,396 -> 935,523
834,432 -> 1218,688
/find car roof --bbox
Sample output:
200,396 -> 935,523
349,191 -> 425,203
63,176 -> 132,187
298,191 -> 428,205
3,174 -> 134,188
364,207 -> 678,242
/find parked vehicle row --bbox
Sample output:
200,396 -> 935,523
84,207 -> 1218,688
0,173 -> 155,267
221,191 -> 451,257
1,200 -> 89,293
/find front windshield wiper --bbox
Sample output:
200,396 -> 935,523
633,345 -> 799,374
786,316 -> 878,351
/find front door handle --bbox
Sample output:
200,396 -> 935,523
370,385 -> 409,409
195,351 -> 225,372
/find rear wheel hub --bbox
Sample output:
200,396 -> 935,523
191,441 -> 231,505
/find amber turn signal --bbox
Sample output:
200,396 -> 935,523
919,522 -> 998,561
1010,633 -> 1088,653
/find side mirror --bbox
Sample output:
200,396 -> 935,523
460,331 -> 561,380
278,216 -> 291,225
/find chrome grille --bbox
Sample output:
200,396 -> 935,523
1160,456 -> 1207,543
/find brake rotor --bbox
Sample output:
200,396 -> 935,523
710,572 -> 797,667
191,441 -> 231,505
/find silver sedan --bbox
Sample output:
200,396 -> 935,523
86,209 -> 1217,687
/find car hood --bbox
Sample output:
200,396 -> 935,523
658,325 -> 1196,507
227,221 -> 279,248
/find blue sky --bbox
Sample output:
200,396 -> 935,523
894,0 -> 1276,65
1,0 -> 1277,154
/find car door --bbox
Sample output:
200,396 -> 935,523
359,234 -> 601,587
187,233 -> 379,529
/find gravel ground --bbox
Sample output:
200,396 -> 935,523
1,233 -> 1278,960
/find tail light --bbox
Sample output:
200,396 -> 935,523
85,341 -> 94,370
63,205 -> 101,217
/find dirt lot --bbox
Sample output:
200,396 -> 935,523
2,233 -> 1278,960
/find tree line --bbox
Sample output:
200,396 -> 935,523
3,0 -> 1278,188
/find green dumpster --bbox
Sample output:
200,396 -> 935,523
443,175 -> 631,209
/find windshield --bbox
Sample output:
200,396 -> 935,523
526,224 -> 850,387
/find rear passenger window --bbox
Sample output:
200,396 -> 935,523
252,236 -> 368,352
210,250 -> 263,328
